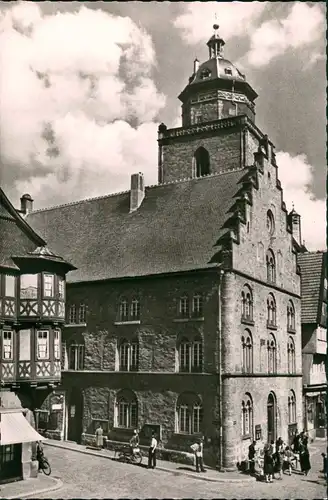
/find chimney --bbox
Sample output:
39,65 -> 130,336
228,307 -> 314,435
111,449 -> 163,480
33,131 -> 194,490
20,193 -> 34,214
193,58 -> 199,74
130,173 -> 145,213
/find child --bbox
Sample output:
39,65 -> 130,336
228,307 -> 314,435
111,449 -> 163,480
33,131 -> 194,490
283,446 -> 294,476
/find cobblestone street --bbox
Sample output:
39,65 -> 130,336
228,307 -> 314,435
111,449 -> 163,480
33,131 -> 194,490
26,441 -> 327,499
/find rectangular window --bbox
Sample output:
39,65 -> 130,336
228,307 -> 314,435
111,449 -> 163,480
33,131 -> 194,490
54,330 -> 61,360
20,274 -> 38,299
68,344 -> 84,370
179,405 -> 190,433
192,342 -> 203,372
179,343 -> 190,372
58,278 -> 65,300
179,297 -> 189,318
3,331 -> 13,360
68,305 -> 77,324
130,299 -> 140,320
43,274 -> 54,297
118,402 -> 129,427
119,343 -> 129,371
130,343 -> 139,370
19,329 -> 31,361
193,405 -> 202,434
192,295 -> 203,318
78,304 -> 86,324
37,330 -> 49,359
5,275 -> 16,297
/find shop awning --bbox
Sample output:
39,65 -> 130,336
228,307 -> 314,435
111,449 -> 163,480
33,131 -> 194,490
0,411 -> 47,446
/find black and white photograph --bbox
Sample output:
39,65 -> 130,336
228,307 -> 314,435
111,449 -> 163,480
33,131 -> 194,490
0,1 -> 326,498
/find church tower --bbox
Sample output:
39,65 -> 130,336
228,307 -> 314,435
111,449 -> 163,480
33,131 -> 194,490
157,24 -> 273,185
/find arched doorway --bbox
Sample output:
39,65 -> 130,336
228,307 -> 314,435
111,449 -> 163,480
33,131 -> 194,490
67,388 -> 83,443
267,392 -> 277,443
193,147 -> 210,177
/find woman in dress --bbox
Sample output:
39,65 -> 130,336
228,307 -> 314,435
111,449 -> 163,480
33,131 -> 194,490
299,442 -> 311,476
95,424 -> 104,449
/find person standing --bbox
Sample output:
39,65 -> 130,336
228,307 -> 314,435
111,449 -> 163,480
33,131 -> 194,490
248,441 -> 256,474
191,436 -> 206,473
299,441 -> 311,476
130,429 -> 139,457
148,431 -> 157,469
95,424 -> 103,449
283,446 -> 294,476
264,445 -> 274,483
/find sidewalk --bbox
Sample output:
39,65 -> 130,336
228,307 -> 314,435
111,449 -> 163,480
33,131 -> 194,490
0,475 -> 63,500
44,439 -> 256,483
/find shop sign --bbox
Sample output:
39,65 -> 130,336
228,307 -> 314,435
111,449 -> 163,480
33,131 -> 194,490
52,403 -> 62,410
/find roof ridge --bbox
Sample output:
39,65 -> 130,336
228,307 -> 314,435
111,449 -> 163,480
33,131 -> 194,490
28,167 -> 246,215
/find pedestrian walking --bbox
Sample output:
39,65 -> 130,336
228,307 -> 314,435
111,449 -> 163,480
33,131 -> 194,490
248,441 -> 256,474
147,431 -> 157,469
299,442 -> 311,476
129,429 -> 139,457
264,445 -> 274,483
190,436 -> 206,473
95,424 -> 103,449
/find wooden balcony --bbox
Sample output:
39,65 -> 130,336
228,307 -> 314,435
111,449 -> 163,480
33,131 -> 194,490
1,359 -> 61,387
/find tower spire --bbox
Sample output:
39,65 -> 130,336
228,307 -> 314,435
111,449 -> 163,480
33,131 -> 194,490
207,21 -> 225,58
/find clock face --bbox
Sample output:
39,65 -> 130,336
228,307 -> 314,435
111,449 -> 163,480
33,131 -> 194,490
267,210 -> 275,235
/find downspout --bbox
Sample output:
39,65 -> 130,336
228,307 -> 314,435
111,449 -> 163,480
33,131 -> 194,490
218,269 -> 224,470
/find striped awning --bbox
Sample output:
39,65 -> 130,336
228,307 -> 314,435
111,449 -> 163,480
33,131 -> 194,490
0,411 -> 47,445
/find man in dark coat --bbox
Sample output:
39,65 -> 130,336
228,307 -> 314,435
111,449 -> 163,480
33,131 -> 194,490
248,441 -> 256,474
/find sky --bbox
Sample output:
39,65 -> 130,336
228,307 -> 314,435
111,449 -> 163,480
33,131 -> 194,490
0,1 -> 326,250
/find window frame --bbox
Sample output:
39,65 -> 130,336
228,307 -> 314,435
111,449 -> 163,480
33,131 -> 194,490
118,339 -> 139,372
241,286 -> 254,323
68,343 -> 85,370
192,294 -> 203,318
4,275 -> 16,298
68,305 -> 77,324
20,273 -> 38,299
287,337 -> 296,374
241,331 -> 253,373
119,299 -> 129,322
36,330 -> 50,360
266,210 -> 275,235
78,304 -> 86,324
176,393 -> 203,435
179,296 -> 190,319
241,394 -> 253,438
54,330 -> 61,360
267,334 -> 277,374
288,391 -> 296,424
43,273 -> 55,298
130,298 -> 140,320
2,330 -> 13,360
266,249 -> 276,283
58,278 -> 65,300
178,337 -> 203,373
116,392 -> 138,429
287,300 -> 296,332
267,294 -> 277,327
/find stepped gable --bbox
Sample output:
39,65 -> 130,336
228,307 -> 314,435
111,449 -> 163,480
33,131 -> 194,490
26,170 -> 247,283
298,251 -> 325,323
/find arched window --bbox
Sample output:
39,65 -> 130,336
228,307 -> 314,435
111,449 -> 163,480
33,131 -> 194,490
116,389 -> 138,429
179,295 -> 190,318
176,392 -> 203,434
267,333 -> 277,373
241,285 -> 253,321
241,393 -> 253,437
266,249 -> 276,283
267,293 -> 277,326
266,210 -> 275,235
288,390 -> 296,424
119,338 -> 139,371
287,300 -> 295,331
192,294 -> 203,318
178,337 -> 203,373
287,337 -> 296,374
241,331 -> 253,373
193,147 -> 210,178
130,297 -> 140,320
119,298 -> 129,322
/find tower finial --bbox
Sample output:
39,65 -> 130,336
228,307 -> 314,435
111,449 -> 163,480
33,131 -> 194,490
292,201 -> 295,210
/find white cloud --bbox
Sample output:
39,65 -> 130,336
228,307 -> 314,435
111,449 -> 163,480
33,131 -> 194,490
246,3 -> 325,67
174,1 -> 266,44
277,152 -> 326,251
0,2 -> 165,207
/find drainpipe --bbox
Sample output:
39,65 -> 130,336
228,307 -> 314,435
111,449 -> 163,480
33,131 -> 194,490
218,269 -> 224,470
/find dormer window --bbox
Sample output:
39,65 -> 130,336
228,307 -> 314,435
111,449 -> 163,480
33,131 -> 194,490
200,69 -> 211,80
224,68 -> 232,75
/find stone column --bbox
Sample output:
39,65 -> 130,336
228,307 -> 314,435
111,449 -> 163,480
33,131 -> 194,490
221,271 -> 237,470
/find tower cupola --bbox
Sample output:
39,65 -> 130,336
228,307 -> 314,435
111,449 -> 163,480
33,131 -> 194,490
178,21 -> 258,127
207,23 -> 225,58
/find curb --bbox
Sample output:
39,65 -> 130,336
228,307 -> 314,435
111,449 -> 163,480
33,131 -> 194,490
44,442 -> 255,484
2,477 -> 63,500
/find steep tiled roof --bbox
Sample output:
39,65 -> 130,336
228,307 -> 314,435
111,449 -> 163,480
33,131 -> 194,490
26,170 -> 247,283
298,252 -> 325,323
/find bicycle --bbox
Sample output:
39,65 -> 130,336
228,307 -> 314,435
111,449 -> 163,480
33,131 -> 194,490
116,446 -> 142,465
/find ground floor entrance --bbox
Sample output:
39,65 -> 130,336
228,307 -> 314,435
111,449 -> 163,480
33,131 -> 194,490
304,390 -> 327,438
0,444 -> 22,484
